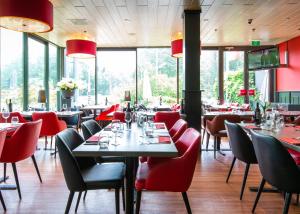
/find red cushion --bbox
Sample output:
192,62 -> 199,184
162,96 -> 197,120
288,149 -> 300,165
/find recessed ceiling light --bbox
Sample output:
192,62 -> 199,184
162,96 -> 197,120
203,19 -> 209,21
214,28 -> 218,32
128,33 -> 136,36
124,18 -> 130,22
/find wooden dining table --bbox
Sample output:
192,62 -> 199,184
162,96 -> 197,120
73,123 -> 178,214
20,111 -> 83,119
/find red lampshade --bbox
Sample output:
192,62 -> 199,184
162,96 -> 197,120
238,89 -> 247,96
66,39 -> 97,58
248,89 -> 255,96
0,0 -> 53,33
171,39 -> 183,58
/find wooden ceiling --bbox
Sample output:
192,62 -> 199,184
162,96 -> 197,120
37,0 -> 300,47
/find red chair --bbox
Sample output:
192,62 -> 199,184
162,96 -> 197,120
0,120 -> 42,200
171,104 -> 181,112
112,111 -> 125,123
169,119 -> 188,143
0,112 -> 28,123
95,105 -> 115,121
0,130 -> 7,211
154,111 -> 180,130
135,128 -> 200,214
32,112 -> 67,151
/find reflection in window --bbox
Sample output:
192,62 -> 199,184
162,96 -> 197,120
0,28 -> 23,111
97,51 -> 136,105
249,70 -> 269,102
65,56 -> 95,106
224,51 -> 244,104
28,38 -> 46,109
49,44 -> 58,110
137,48 -> 177,106
200,50 -> 219,104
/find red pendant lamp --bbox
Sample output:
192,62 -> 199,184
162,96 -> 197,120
0,0 -> 53,33
171,32 -> 183,58
66,39 -> 97,58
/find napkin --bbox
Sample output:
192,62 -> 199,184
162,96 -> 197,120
155,124 -> 165,129
245,125 -> 261,130
158,136 -> 171,144
87,135 -> 102,142
280,137 -> 300,145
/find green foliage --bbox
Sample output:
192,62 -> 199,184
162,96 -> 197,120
223,70 -> 244,104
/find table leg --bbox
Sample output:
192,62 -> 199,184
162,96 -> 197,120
216,137 -> 226,156
125,157 -> 135,214
249,186 -> 280,193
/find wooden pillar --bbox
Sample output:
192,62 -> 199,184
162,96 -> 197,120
183,10 -> 201,130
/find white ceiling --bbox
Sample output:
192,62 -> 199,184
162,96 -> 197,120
37,0 -> 300,47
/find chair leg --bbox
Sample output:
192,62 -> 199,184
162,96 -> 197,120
283,192 -> 292,214
3,163 -> 6,182
226,157 -> 236,183
135,191 -> 142,214
44,136 -> 47,150
50,136 -> 53,150
31,155 -> 42,183
252,178 -> 266,213
54,140 -> 57,158
240,163 -> 250,200
122,182 -> 125,211
75,191 -> 82,213
0,191 -> 6,211
213,136 -> 217,159
206,133 -> 210,151
297,193 -> 299,205
201,129 -> 206,145
11,163 -> 21,200
182,192 -> 192,214
115,188 -> 120,214
65,191 -> 74,214
83,191 -> 87,200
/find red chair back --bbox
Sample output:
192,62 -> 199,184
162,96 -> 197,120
0,112 -> 27,123
154,111 -> 180,130
0,120 -> 42,162
32,112 -> 62,136
0,130 -> 7,157
169,119 -> 188,142
95,105 -> 115,121
112,111 -> 125,123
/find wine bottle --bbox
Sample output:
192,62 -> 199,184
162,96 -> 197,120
105,97 -> 108,106
126,102 -> 132,128
8,99 -> 12,112
159,96 -> 162,106
254,102 -> 261,125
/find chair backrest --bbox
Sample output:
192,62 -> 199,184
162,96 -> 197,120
56,129 -> 87,192
95,105 -> 115,120
81,120 -> 102,140
169,119 -> 188,143
0,130 -> 7,158
0,120 -> 42,162
61,115 -> 79,126
0,112 -> 27,123
207,114 -> 241,134
154,111 -> 181,130
293,116 -> 300,125
32,112 -> 60,136
250,130 -> 300,192
225,121 -> 257,164
113,111 -> 125,123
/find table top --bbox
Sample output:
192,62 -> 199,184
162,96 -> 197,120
81,105 -> 109,110
279,111 -> 300,117
73,123 -> 178,158
0,123 -> 22,132
204,111 -> 254,117
21,111 -> 82,118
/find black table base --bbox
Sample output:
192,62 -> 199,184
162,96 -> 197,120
125,157 -> 136,214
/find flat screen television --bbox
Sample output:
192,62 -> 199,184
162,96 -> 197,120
248,47 -> 280,70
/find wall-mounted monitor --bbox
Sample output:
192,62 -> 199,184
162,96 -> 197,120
248,47 -> 280,71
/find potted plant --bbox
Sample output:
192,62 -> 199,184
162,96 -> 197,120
57,78 -> 78,99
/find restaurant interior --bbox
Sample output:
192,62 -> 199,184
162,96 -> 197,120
1,0 -> 300,213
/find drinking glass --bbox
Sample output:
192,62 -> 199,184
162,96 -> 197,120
125,111 -> 132,130
111,120 -> 120,146
2,109 -> 10,123
11,116 -> 19,125
62,104 -> 67,111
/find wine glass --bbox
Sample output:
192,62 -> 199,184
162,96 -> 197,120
125,111 -> 132,130
2,109 -> 10,123
11,116 -> 19,125
62,104 -> 67,111
111,120 -> 120,146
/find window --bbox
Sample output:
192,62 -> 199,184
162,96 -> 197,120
65,56 -> 95,106
200,50 -> 219,104
49,44 -> 58,110
249,70 -> 269,102
0,28 -> 23,111
224,51 -> 244,104
137,48 -> 177,106
28,38 -> 46,108
97,50 -> 136,105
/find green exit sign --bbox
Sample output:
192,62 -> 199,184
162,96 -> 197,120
251,40 -> 261,46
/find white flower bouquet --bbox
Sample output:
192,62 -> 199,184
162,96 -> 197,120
57,78 -> 79,91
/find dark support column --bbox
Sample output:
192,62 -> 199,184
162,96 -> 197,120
183,10 -> 201,130
218,48 -> 224,104
176,58 -> 179,104
244,51 -> 249,103
269,69 -> 276,102
23,34 -> 29,111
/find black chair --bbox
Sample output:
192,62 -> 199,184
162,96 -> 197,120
250,130 -> 300,214
56,128 -> 125,213
81,120 -> 125,163
225,121 -> 257,200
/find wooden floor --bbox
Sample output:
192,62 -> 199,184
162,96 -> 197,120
1,138 -> 300,214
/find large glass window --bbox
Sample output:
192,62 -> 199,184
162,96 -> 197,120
249,70 -> 269,103
97,50 -> 136,105
200,50 -> 219,104
65,56 -> 95,106
137,48 -> 177,106
224,51 -> 244,104
0,28 -> 23,111
28,38 -> 46,108
49,44 -> 58,110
